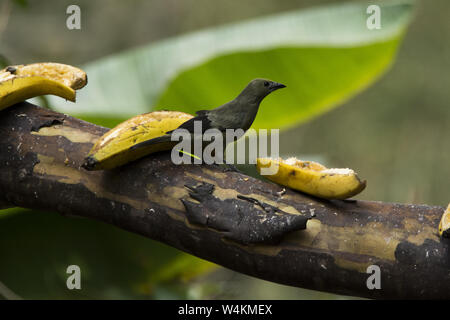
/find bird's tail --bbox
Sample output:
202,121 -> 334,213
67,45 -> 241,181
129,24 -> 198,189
129,134 -> 173,150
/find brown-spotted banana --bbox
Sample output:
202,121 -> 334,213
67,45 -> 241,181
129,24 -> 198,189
439,203 -> 450,238
82,111 -> 193,171
256,157 -> 366,200
0,62 -> 87,110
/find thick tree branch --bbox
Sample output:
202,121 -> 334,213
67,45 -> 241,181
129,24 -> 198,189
0,102 -> 448,299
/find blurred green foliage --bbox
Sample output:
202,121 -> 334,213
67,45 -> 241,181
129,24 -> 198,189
12,0 -> 28,8
47,1 -> 413,131
0,55 -> 10,68
0,208 -> 217,299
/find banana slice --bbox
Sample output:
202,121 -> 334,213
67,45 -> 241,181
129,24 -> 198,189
83,111 -> 193,171
0,62 -> 87,110
256,157 -> 366,200
439,204 -> 450,238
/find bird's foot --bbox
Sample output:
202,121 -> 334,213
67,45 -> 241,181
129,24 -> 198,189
223,163 -> 244,174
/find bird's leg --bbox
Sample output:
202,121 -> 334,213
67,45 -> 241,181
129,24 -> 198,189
223,163 -> 243,173
221,146 -> 244,173
223,150 -> 244,173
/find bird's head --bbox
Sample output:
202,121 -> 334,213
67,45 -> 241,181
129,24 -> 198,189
237,78 -> 286,103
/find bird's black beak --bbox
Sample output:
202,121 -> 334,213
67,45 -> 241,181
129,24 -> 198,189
270,82 -> 286,91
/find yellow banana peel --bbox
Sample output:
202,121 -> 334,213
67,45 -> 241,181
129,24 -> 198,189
83,111 -> 193,170
0,62 -> 87,110
256,157 -> 366,200
439,203 -> 450,238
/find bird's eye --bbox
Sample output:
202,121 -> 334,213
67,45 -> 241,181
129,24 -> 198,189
264,81 -> 269,87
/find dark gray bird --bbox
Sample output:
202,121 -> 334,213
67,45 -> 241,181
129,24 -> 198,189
130,78 -> 286,157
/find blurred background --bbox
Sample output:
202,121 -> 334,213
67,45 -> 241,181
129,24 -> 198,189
0,0 -> 448,299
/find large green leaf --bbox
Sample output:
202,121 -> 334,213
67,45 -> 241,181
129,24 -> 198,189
45,0 -> 413,129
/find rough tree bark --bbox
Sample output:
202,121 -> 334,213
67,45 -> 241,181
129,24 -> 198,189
0,102 -> 448,299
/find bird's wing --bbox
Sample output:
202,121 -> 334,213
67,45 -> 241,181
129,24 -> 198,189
131,112 -> 215,151
195,110 -> 209,116
129,134 -> 172,150
166,112 -> 212,134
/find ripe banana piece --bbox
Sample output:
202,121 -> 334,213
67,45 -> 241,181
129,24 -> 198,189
83,111 -> 193,171
438,203 -> 450,238
0,62 -> 87,110
256,157 -> 366,200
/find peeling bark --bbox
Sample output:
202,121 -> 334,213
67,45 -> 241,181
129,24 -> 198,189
182,182 -> 309,244
0,102 -> 449,299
